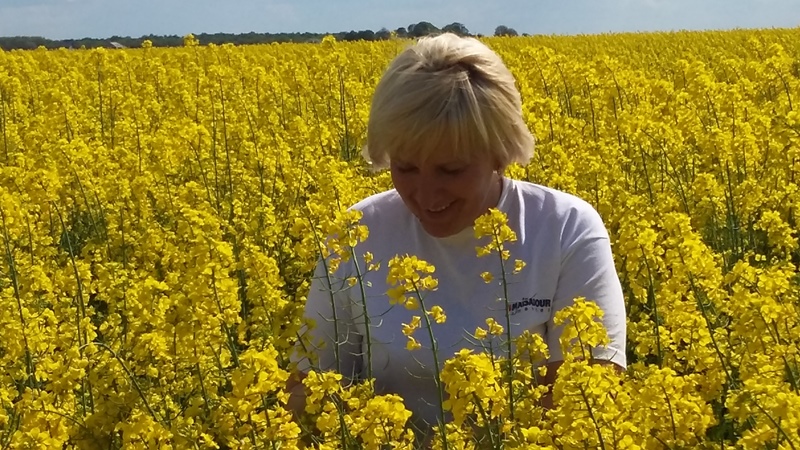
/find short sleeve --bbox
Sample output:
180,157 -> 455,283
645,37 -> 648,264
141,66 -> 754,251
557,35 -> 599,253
546,203 -> 627,369
291,258 -> 364,380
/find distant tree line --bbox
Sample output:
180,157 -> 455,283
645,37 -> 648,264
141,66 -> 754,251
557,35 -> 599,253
0,21 -> 523,51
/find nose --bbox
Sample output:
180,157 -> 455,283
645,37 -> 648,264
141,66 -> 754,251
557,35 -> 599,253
417,170 -> 438,190
414,171 -> 450,208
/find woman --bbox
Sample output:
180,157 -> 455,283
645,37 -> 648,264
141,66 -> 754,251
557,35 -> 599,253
289,32 -> 626,438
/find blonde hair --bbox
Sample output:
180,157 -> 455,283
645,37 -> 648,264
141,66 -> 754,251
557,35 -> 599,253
363,33 -> 534,171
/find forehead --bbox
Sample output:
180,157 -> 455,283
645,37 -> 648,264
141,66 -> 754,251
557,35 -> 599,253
392,151 -> 469,166
389,132 -> 488,167
391,149 -> 495,170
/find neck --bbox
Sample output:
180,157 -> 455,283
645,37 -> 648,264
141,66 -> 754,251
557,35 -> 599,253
489,173 -> 504,209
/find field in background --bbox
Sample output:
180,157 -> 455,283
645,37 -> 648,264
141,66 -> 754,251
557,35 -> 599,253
0,29 -> 799,448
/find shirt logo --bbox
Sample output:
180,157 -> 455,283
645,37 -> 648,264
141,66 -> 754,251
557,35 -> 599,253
508,297 -> 552,316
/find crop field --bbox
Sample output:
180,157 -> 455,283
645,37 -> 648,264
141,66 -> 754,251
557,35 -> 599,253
0,29 -> 799,449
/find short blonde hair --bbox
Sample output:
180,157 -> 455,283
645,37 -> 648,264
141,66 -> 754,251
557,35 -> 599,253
363,33 -> 534,171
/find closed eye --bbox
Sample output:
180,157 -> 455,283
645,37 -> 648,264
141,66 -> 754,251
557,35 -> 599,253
394,166 -> 417,174
440,167 -> 465,175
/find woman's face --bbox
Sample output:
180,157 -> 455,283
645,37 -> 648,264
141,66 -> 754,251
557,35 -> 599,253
390,151 -> 502,238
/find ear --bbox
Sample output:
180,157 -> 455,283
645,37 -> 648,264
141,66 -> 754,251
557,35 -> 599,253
493,156 -> 506,173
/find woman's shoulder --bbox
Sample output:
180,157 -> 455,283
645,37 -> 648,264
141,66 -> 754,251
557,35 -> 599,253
348,189 -> 411,227
509,179 -> 597,214
507,179 -> 608,237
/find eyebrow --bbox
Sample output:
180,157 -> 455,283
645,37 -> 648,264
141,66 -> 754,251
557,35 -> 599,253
392,160 -> 470,169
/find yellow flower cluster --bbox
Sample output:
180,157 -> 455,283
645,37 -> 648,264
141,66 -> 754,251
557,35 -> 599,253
0,28 -> 799,448
386,255 -> 438,310
300,372 -> 415,449
474,208 -> 517,260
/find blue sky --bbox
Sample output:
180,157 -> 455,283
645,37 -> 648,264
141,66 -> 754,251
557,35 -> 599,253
0,0 -> 798,39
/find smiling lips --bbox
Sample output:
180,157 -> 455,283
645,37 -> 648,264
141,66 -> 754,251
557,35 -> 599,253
420,201 -> 455,221
427,202 -> 452,213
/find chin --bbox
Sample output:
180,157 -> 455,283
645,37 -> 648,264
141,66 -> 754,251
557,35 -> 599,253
421,222 -> 465,238
423,228 -> 451,238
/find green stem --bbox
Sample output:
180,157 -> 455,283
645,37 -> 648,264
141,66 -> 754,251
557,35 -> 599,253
347,242 -> 372,381
209,264 -> 240,368
579,383 -> 606,449
85,342 -> 161,423
661,385 -> 678,442
53,202 -> 94,414
260,394 -> 279,450
640,245 -> 663,368
749,394 -> 797,450
494,230 -> 516,424
0,205 -> 37,390
471,392 -> 500,449
412,281 -> 448,450
306,214 -> 344,376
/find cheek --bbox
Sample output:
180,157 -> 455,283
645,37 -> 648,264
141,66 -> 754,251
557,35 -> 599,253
452,174 -> 481,194
390,173 -> 416,197
456,174 -> 492,203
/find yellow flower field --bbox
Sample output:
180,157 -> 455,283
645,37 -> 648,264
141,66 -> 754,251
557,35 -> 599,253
0,28 -> 799,449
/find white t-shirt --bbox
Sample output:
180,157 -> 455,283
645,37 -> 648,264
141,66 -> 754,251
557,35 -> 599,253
294,177 -> 627,426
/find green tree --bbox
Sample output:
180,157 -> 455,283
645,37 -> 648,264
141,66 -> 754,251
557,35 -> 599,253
408,21 -> 440,37
376,28 -> 392,40
442,22 -> 470,36
494,25 -> 518,37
